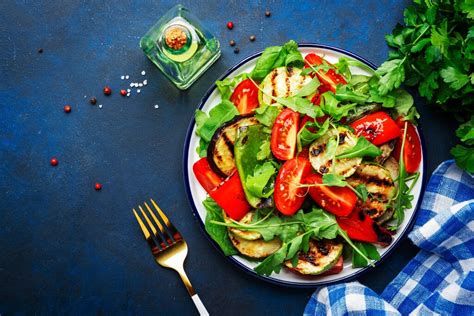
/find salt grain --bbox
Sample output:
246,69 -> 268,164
138,83 -> 143,87
129,83 -> 134,87
141,70 -> 146,76
143,80 -> 148,85
137,89 -> 141,93
154,104 -> 159,109
127,89 -> 131,93
98,104 -> 103,108
125,75 -> 129,79
121,76 -> 125,80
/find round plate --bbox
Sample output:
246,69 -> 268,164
183,44 -> 425,287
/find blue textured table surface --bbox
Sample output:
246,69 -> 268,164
0,1 -> 460,315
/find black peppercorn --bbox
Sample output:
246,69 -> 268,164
89,97 -> 97,105
265,10 -> 271,17
234,47 -> 240,54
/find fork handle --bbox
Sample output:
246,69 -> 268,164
191,294 -> 209,316
177,270 -> 209,315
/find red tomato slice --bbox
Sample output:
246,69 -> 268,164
299,115 -> 316,133
230,79 -> 259,115
393,119 -> 422,173
193,157 -> 224,193
274,157 -> 312,216
350,111 -> 401,146
271,108 -> 299,160
209,172 -> 250,221
305,173 -> 357,216
304,53 -> 347,92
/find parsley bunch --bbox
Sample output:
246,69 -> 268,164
377,0 -> 473,172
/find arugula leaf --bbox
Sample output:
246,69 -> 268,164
295,77 -> 320,97
275,96 -> 324,118
297,119 -> 330,150
195,100 -> 239,142
283,40 -> 305,68
196,138 -> 208,158
352,242 -> 380,268
336,136 -> 382,159
354,184 -> 369,203
451,145 -> 474,173
322,173 -> 347,187
251,46 -> 286,81
250,40 -> 304,81
255,103 -> 281,127
320,92 -> 356,121
215,73 -> 248,100
246,162 -> 277,198
203,197 -> 238,256
335,85 -> 369,104
257,139 -> 272,160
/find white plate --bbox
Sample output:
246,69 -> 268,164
183,44 -> 425,287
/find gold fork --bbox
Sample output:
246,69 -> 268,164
133,199 -> 209,315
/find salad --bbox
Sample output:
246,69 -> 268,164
192,41 -> 422,277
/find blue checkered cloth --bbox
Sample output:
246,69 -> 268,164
304,160 -> 474,315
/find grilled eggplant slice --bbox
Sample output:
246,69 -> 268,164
309,126 -> 362,177
375,140 -> 397,165
260,66 -> 313,105
347,163 -> 396,221
284,239 -> 343,275
207,114 -> 259,177
383,157 -> 399,186
224,211 -> 262,241
229,232 -> 282,259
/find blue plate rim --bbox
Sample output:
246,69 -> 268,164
182,43 -> 427,288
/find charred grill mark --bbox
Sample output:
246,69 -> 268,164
350,173 -> 394,188
241,135 -> 249,145
285,71 -> 291,97
271,69 -> 278,103
373,223 -> 392,245
317,243 -> 329,256
222,132 -> 235,157
365,208 -> 379,216
287,66 -> 293,76
339,133 -> 347,145
319,166 -> 329,174
311,144 -> 325,156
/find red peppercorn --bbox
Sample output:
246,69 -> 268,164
227,21 -> 234,29
103,86 -> 112,95
50,157 -> 58,166
64,105 -> 71,113
120,89 -> 127,96
95,183 -> 102,190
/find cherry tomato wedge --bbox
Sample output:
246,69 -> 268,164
193,157 -> 224,193
350,111 -> 401,146
305,173 -> 357,216
271,108 -> 299,160
304,53 -> 347,92
393,118 -> 422,173
336,209 -> 392,246
209,172 -> 250,221
230,79 -> 259,115
274,157 -> 312,216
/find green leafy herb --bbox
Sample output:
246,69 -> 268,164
295,77 -> 320,97
352,242 -> 380,268
322,173 -> 348,187
377,1 -> 473,172
336,136 -> 382,159
255,103 -> 281,127
320,92 -> 356,121
251,40 -> 304,81
215,73 -> 248,100
195,100 -> 239,142
451,145 -> 474,173
297,119 -> 330,150
196,138 -> 208,158
354,185 -> 369,203
203,197 -> 238,256
257,139 -> 272,160
246,162 -> 277,198
275,96 -> 324,118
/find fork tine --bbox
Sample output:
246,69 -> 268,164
150,198 -> 174,229
138,206 -> 158,236
144,202 -> 164,232
150,199 -> 182,242
132,208 -> 151,239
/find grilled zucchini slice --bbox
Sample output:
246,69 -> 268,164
309,126 -> 362,177
375,140 -> 397,165
229,232 -> 282,259
347,163 -> 396,221
284,239 -> 343,275
260,66 -> 313,105
224,211 -> 262,241
207,114 -> 259,177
